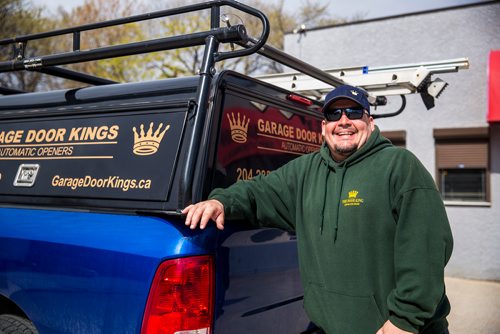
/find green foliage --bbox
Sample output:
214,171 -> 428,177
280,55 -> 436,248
1,0 -> 364,91
0,0 -> 56,91
57,0 -> 156,85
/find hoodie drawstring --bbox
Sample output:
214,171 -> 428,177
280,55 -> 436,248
332,166 -> 347,243
320,170 -> 329,235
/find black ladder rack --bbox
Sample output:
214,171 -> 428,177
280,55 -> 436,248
0,0 -> 343,90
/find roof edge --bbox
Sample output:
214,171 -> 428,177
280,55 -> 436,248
286,0 -> 500,34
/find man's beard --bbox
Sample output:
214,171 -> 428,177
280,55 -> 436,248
334,143 -> 357,155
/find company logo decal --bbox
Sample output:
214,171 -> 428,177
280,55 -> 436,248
132,122 -> 170,156
227,112 -> 250,144
342,189 -> 364,207
350,90 -> 359,96
14,164 -> 40,187
0,126 -> 120,160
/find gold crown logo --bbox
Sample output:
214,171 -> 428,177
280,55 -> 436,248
350,90 -> 359,96
348,190 -> 359,198
132,122 -> 170,156
227,112 -> 250,144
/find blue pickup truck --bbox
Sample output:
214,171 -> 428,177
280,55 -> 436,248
0,1 -> 337,333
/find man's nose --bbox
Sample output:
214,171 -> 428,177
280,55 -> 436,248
337,113 -> 351,125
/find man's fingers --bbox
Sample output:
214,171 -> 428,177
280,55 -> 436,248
199,209 -> 214,229
189,205 -> 205,229
181,205 -> 193,215
181,200 -> 224,230
183,204 -> 194,227
215,213 -> 225,230
183,204 -> 202,229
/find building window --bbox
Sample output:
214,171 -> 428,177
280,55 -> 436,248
381,130 -> 406,147
440,169 -> 487,201
434,127 -> 489,204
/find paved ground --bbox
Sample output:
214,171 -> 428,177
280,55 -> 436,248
445,277 -> 500,334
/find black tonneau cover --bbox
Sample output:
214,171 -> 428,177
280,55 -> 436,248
0,77 -> 198,212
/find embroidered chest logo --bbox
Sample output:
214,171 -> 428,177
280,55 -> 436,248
342,189 -> 364,207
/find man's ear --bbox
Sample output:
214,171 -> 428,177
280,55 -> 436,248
368,116 -> 375,131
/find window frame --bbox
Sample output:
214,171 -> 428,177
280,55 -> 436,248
434,127 -> 490,206
381,130 -> 406,148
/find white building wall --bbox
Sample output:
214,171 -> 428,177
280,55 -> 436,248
284,2 -> 500,280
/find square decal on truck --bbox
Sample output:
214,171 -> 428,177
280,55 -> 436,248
13,164 -> 40,187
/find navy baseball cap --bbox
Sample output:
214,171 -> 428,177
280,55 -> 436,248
322,85 -> 371,114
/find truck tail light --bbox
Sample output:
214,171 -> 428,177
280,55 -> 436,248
141,255 -> 214,334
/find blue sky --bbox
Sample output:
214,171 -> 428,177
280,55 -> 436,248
41,0 -> 487,20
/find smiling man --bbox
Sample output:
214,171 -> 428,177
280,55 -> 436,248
183,85 -> 453,334
321,85 -> 375,162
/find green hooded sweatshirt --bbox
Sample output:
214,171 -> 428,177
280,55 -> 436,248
209,126 -> 453,334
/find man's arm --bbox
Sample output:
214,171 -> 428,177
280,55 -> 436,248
181,156 -> 300,232
386,151 -> 453,332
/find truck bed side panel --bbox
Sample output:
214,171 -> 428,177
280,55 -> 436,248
0,208 -> 211,334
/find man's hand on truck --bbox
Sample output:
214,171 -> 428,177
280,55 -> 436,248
182,199 -> 225,230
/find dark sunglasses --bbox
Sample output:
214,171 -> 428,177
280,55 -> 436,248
324,107 -> 367,122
